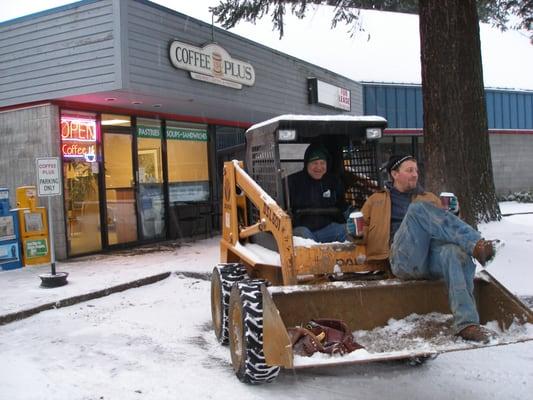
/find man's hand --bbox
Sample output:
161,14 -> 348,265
449,195 -> 460,215
346,217 -> 357,237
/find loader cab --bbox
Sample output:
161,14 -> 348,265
245,115 -> 387,213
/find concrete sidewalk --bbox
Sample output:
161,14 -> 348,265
0,237 -> 219,325
4,234 -> 531,326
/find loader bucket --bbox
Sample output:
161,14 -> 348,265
262,270 -> 533,369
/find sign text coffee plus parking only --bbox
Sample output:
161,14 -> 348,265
36,157 -> 62,197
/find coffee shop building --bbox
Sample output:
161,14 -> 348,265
0,0 -> 364,259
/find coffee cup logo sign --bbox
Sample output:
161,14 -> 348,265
212,51 -> 223,77
169,41 -> 255,89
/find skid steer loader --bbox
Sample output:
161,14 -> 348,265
210,114 -> 533,384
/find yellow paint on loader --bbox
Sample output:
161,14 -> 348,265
212,116 -> 533,384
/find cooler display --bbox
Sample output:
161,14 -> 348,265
0,188 -> 22,270
15,186 -> 51,266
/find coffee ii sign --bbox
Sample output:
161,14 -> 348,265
169,41 -> 255,89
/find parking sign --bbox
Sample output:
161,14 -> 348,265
36,157 -> 62,197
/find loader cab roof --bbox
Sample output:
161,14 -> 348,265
244,114 -> 387,211
245,114 -> 387,142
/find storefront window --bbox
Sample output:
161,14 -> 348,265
61,112 -> 102,255
136,118 -> 165,240
166,121 -> 209,203
215,126 -> 245,151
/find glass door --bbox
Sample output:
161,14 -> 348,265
102,115 -> 138,245
64,161 -> 102,254
136,118 -> 165,240
61,113 -> 102,256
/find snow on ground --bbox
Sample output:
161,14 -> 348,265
1,273 -> 532,400
479,202 -> 533,296
0,237 -> 219,316
0,202 -> 532,399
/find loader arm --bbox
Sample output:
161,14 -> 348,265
221,160 -> 297,285
220,160 -> 386,285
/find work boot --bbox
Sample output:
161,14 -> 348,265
457,325 -> 496,344
472,239 -> 499,266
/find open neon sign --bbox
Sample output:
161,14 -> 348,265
61,117 -> 97,161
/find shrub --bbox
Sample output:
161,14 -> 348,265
498,190 -> 533,203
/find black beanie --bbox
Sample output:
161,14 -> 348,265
304,144 -> 330,165
384,154 -> 415,174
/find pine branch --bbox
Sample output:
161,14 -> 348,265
210,0 -> 531,40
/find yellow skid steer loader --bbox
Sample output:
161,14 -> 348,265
210,115 -> 533,384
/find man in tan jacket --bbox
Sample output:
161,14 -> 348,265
355,154 -> 499,343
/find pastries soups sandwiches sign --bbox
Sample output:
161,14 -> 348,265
169,41 -> 255,89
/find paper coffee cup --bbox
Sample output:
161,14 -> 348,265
349,211 -> 364,237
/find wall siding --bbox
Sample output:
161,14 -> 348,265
364,83 -> 533,194
124,0 -> 364,122
0,105 -> 66,259
364,84 -> 533,130
1,0 -> 364,119
0,0 -> 119,107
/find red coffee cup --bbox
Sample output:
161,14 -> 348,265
440,192 -> 454,209
349,211 -> 364,237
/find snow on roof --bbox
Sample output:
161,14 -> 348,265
247,114 -> 387,132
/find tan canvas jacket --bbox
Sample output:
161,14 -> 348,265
360,189 -> 442,261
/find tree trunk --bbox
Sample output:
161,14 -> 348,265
418,0 -> 500,228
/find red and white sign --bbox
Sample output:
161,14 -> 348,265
36,157 -> 62,197
61,118 -> 96,141
316,79 -> 351,111
308,78 -> 351,111
61,117 -> 97,161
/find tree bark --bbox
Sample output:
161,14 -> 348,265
419,0 -> 500,228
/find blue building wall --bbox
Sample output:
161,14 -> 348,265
363,83 -> 533,194
486,90 -> 533,129
363,84 -> 533,130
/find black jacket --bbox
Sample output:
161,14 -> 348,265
288,170 -> 346,231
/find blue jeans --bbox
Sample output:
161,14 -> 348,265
294,222 -> 347,242
389,202 -> 482,332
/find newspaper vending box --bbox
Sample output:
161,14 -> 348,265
0,188 -> 23,270
15,186 -> 51,266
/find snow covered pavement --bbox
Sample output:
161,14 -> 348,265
0,271 -> 532,400
0,202 -> 532,399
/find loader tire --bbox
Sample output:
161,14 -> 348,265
228,280 -> 280,384
211,263 -> 248,345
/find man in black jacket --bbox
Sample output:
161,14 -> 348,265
288,143 -> 348,242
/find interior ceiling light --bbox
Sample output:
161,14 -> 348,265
105,97 -> 117,102
132,101 -> 142,105
153,104 -> 162,108
101,119 -> 130,126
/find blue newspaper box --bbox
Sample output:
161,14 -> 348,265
0,188 -> 23,270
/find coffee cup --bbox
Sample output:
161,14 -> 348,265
349,211 -> 364,237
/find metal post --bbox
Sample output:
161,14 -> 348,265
48,196 -> 56,275
37,156 -> 67,287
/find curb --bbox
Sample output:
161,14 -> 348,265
0,271 -> 172,326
